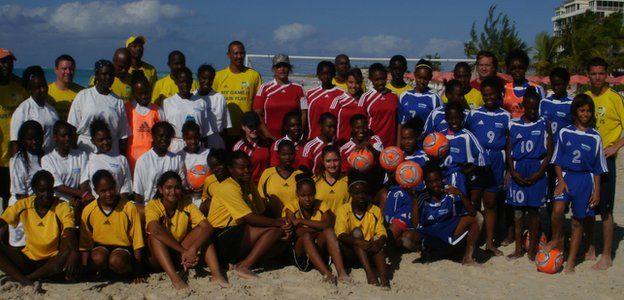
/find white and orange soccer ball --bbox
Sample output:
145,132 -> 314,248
423,132 -> 450,158
394,161 -> 423,188
348,149 -> 375,172
187,165 -> 210,191
379,146 -> 405,171
535,248 -> 564,274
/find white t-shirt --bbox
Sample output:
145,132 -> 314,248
133,148 -> 186,202
67,87 -> 130,154
8,151 -> 41,247
41,148 -> 89,201
162,94 -> 214,148
181,147 -> 210,205
196,90 -> 231,149
10,97 -> 60,154
86,152 -> 132,196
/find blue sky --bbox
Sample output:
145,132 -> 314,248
0,0 -> 562,73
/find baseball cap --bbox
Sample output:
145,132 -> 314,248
242,111 -> 261,129
272,54 -> 291,67
125,36 -> 146,47
0,48 -> 16,60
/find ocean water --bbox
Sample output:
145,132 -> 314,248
13,68 -> 169,88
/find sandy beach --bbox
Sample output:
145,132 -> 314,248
2,162 -> 623,300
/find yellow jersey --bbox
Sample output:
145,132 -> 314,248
386,82 -> 412,97
333,77 -> 366,93
282,199 -> 329,222
442,88 -> 483,110
128,62 -> 158,87
47,82 -> 83,121
145,198 -> 205,242
201,174 -> 220,201
208,177 -> 265,228
151,74 -> 200,106
1,196 -> 74,261
334,202 -> 386,241
0,79 -> 28,167
89,76 -> 132,101
79,198 -> 144,251
258,167 -> 302,216
314,174 -> 349,213
212,67 -> 262,136
586,88 -> 624,148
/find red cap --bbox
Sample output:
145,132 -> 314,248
0,48 -> 16,60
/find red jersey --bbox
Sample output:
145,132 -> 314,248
301,137 -> 333,174
233,139 -> 270,184
470,79 -> 481,91
306,86 -> 343,139
125,101 -> 162,173
358,89 -> 398,147
253,79 -> 306,139
269,135 -> 306,168
339,135 -> 384,172
330,93 -> 364,145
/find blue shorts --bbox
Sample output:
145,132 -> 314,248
473,149 -> 505,193
444,171 -> 467,196
553,172 -> 595,219
507,159 -> 547,208
417,217 -> 467,245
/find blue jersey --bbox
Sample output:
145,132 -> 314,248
384,185 -> 413,225
551,125 -> 608,174
418,193 -> 461,227
440,128 -> 486,174
398,89 -> 443,125
465,107 -> 511,151
540,95 -> 573,139
509,117 -> 549,160
423,106 -> 470,137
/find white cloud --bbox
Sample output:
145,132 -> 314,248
328,34 -> 414,56
273,23 -> 316,44
418,38 -> 465,57
1,0 -> 192,36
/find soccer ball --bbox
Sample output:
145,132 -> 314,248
379,146 -> 405,171
523,230 -> 548,251
394,161 -> 423,188
187,165 -> 210,191
423,132 -> 450,158
348,149 -> 375,171
535,248 -> 564,274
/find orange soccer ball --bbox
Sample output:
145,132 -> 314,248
535,248 -> 564,274
187,165 -> 210,190
379,146 -> 405,171
394,161 -> 423,188
423,132 -> 450,158
348,149 -> 375,172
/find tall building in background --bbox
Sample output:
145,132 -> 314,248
552,0 -> 624,36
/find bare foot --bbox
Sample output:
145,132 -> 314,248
506,252 -> 524,261
485,245 -> 504,256
527,252 -> 536,262
564,264 -> 575,274
172,278 -> 189,290
500,238 -> 514,247
591,258 -> 613,270
323,274 -> 337,285
234,265 -> 258,279
585,247 -> 597,261
337,274 -> 353,285
211,276 -> 231,288
462,259 -> 484,267
23,281 -> 46,294
380,280 -> 390,290
366,274 -> 380,286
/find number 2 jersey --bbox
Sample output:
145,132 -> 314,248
551,125 -> 607,175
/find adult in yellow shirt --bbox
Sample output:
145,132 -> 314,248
441,62 -> 484,110
151,50 -> 199,106
0,48 -> 28,205
88,48 -> 132,101
208,151 -> 289,279
334,172 -> 388,287
80,170 -> 145,280
333,54 -> 366,92
585,57 -> 624,271
48,54 -> 83,121
126,35 -> 158,87
145,171 -> 226,289
212,41 -> 262,145
0,170 -> 80,286
386,55 -> 412,97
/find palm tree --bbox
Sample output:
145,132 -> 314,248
532,32 -> 561,76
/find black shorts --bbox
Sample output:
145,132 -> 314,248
213,225 -> 245,265
598,156 -> 617,215
93,244 -> 134,255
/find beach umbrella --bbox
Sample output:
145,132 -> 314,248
607,76 -> 624,85
497,73 -> 512,82
570,75 -> 589,85
432,71 -> 454,82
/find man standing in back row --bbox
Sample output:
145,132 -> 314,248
126,35 -> 158,87
47,54 -> 83,121
212,41 -> 262,149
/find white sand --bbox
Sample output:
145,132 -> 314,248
2,162 -> 624,300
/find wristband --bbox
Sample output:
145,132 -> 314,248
81,191 -> 90,198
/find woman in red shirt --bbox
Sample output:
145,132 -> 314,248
233,111 -> 271,184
